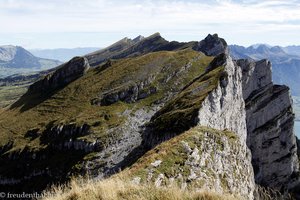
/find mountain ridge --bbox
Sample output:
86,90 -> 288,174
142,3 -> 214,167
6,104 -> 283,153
0,33 -> 299,199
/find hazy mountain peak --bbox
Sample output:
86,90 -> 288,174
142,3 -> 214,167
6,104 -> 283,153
0,45 -> 19,61
250,43 -> 272,49
0,45 -> 61,78
270,46 -> 285,53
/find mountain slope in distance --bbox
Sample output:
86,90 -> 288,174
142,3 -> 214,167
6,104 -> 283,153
0,45 -> 62,78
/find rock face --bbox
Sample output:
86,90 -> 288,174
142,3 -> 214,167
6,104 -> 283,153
196,34 -> 229,56
197,54 -> 247,143
194,46 -> 255,198
131,127 -> 255,200
238,59 -> 299,190
141,35 -> 255,198
29,56 -> 90,93
0,122 -> 101,192
92,79 -> 157,106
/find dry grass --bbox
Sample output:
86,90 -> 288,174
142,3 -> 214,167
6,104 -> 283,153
41,175 -> 240,200
254,185 -> 293,200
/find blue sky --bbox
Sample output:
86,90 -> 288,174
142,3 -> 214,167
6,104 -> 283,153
0,0 -> 300,48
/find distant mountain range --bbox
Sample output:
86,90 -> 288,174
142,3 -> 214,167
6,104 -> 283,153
283,46 -> 300,57
229,44 -> 300,96
29,47 -> 100,62
0,45 -> 61,78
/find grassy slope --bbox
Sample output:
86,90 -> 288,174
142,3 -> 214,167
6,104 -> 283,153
0,49 -> 213,152
0,83 -> 29,108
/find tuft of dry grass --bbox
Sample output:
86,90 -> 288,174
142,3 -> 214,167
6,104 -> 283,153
41,175 -> 240,200
254,185 -> 293,200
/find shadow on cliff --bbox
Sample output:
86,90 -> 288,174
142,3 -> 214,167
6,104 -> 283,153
0,147 -> 88,194
0,120 -> 97,194
108,116 -> 199,176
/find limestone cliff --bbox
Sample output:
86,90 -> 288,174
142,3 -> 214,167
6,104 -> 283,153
142,37 -> 255,199
237,59 -> 300,191
197,54 -> 247,143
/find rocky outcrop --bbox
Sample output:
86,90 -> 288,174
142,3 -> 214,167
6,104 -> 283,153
238,59 -> 299,190
28,56 -> 90,94
92,80 -> 157,106
196,34 -> 229,56
140,35 -> 256,198
0,122 -> 102,192
132,127 -> 254,200
197,54 -> 247,143
40,123 -> 100,152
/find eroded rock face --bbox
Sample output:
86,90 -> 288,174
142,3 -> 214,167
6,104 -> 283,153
197,55 -> 247,143
91,79 -> 157,106
196,34 -> 229,56
195,54 -> 255,198
0,122 -> 103,193
29,56 -> 90,93
140,35 -> 255,199
238,59 -> 299,189
133,127 -> 254,200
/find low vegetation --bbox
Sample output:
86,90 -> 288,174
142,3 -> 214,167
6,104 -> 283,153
0,84 -> 29,107
41,175 -> 240,200
0,49 -> 214,192
0,49 -> 213,150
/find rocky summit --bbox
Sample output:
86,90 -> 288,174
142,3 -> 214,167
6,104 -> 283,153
0,33 -> 299,199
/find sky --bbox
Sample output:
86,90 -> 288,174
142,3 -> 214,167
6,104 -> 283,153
0,0 -> 300,48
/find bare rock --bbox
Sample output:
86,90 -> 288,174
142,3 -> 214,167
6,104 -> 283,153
29,56 -> 90,94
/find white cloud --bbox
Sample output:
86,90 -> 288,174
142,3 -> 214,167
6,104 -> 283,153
0,0 -> 300,47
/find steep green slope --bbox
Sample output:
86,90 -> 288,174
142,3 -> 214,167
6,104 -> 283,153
0,33 -> 198,110
0,48 -> 214,192
0,49 -> 212,147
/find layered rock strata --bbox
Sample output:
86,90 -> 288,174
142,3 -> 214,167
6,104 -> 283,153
238,59 -> 299,190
